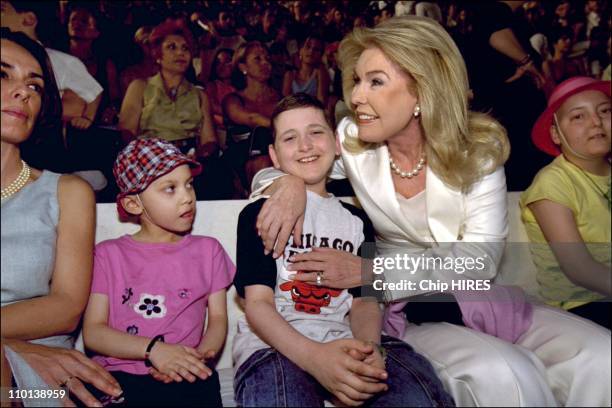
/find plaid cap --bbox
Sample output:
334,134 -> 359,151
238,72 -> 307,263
114,138 -> 202,218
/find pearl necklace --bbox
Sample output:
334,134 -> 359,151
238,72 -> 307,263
389,154 -> 426,179
1,160 -> 31,201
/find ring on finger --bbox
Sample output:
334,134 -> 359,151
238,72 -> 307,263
316,272 -> 323,286
59,376 -> 75,389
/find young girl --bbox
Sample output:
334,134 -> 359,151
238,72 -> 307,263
83,138 -> 235,406
521,76 -> 611,328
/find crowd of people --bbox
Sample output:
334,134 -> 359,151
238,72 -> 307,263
1,0 -> 610,199
1,1 -> 610,407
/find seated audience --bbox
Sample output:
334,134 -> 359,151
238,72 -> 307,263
119,19 -> 218,156
282,35 -> 330,108
205,48 -> 235,149
119,19 -> 236,200
222,41 -> 279,192
119,26 -> 158,98
66,5 -> 120,126
542,27 -> 587,94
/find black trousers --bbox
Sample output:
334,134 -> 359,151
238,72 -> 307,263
402,293 -> 466,326
83,370 -> 222,407
569,301 -> 612,330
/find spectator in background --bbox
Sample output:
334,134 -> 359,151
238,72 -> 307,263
322,6 -> 348,43
222,41 -> 279,193
542,27 -> 587,93
283,35 -> 330,108
206,48 -> 235,149
249,5 -> 280,46
551,0 -> 583,43
269,40 -> 292,94
211,7 -> 245,51
119,19 -> 234,200
119,19 -> 217,154
1,0 -> 113,194
324,41 -> 342,118
119,26 -> 158,98
66,5 -> 120,126
288,0 -> 313,45
352,14 -> 370,29
0,0 -> 102,132
375,4 -> 395,25
584,0 -> 602,40
394,1 -> 415,17
587,10 -> 610,78
602,36 -> 611,80
414,2 -> 443,23
463,1 -> 548,191
194,8 -> 244,87
521,1 -> 550,60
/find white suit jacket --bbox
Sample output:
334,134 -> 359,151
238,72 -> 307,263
252,117 -> 509,300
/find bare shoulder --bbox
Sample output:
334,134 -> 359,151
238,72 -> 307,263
223,91 -> 243,110
198,88 -> 211,104
57,174 -> 95,209
126,78 -> 147,95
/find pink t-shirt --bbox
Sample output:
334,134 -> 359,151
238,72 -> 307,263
91,234 -> 235,375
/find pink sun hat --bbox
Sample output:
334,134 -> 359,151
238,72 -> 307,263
531,76 -> 610,156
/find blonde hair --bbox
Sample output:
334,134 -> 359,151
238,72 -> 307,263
338,16 -> 509,190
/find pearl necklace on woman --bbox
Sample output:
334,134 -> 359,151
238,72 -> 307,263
1,160 -> 31,201
389,154 -> 426,179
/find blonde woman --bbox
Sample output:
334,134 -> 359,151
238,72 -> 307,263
251,16 -> 610,406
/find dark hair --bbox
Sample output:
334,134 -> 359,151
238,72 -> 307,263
7,1 -> 50,18
6,0 -> 58,42
270,92 -> 327,140
209,48 -> 233,81
149,19 -> 195,60
549,26 -> 573,49
299,34 -> 325,50
0,28 -> 62,139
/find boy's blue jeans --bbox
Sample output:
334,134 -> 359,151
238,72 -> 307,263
234,335 -> 455,407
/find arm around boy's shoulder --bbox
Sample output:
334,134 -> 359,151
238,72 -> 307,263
338,201 -> 377,246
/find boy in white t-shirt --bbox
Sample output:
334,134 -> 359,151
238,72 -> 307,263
233,93 -> 453,407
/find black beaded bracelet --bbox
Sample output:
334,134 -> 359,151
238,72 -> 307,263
144,335 -> 165,367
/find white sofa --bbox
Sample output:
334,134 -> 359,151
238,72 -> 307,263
90,192 -> 537,407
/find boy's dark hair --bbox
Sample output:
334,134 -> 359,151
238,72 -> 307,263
270,92 -> 328,141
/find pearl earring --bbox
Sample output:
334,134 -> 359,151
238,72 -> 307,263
242,70 -> 247,75
413,105 -> 421,117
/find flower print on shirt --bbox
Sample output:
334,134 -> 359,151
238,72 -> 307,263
134,293 -> 167,319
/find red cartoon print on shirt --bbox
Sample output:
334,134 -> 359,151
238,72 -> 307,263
280,272 -> 342,314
